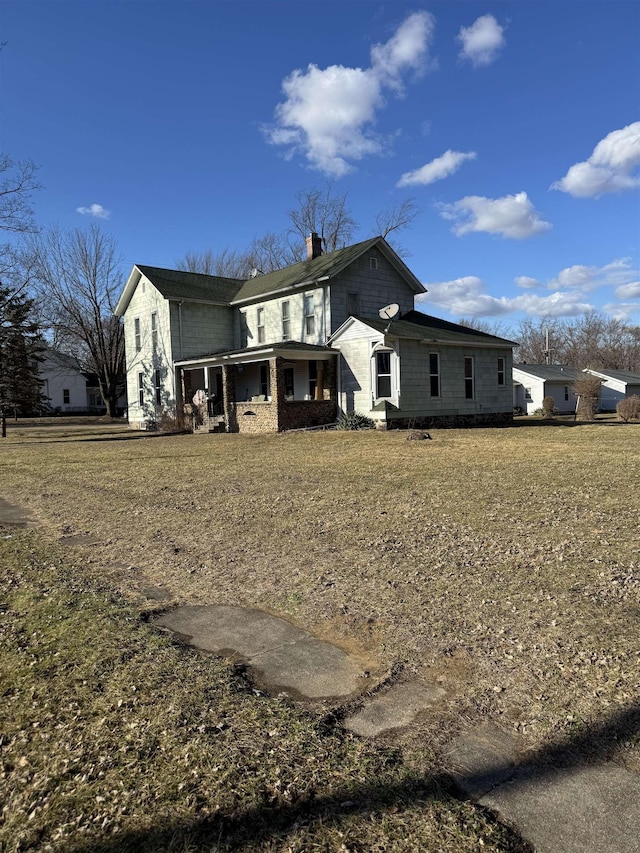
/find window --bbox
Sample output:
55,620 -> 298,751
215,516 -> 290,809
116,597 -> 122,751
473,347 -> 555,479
347,292 -> 359,316
284,367 -> 295,398
155,369 -> 162,405
498,357 -> 505,386
369,257 -> 378,270
429,353 -> 440,397
304,294 -> 315,336
308,360 -> 317,399
151,312 -> 158,351
281,301 -> 291,340
257,307 -> 265,343
63,389 -> 70,405
464,356 -> 474,400
240,313 -> 248,347
376,351 -> 392,398
525,387 -> 532,401
259,364 -> 269,398
134,317 -> 141,352
138,372 -> 144,407
564,385 -> 569,401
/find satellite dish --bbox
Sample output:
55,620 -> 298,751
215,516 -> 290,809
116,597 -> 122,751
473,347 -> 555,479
378,303 -> 399,322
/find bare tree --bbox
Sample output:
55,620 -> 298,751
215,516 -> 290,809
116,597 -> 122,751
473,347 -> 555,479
288,184 -> 358,253
515,317 -> 567,364
0,155 -> 40,235
246,231 -> 302,272
28,225 -> 125,417
177,246 -> 250,278
457,317 -> 513,339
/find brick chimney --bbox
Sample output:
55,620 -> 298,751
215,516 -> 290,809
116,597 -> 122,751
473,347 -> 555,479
306,231 -> 323,260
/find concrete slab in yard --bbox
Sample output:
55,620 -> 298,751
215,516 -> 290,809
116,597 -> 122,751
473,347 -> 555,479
482,763 -> 640,853
0,498 -> 36,528
344,682 -> 446,737
155,604 -> 367,700
446,722 -> 521,799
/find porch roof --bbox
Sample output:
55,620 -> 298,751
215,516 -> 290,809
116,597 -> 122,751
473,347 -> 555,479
175,340 -> 336,370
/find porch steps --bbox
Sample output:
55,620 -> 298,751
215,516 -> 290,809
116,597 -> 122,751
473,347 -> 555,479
193,416 -> 226,434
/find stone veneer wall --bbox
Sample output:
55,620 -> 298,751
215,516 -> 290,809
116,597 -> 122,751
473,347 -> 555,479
386,410 -> 513,430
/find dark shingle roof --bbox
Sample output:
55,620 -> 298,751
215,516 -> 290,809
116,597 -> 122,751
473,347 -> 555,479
587,368 -> 640,384
175,340 -> 334,365
514,364 -> 581,381
136,265 -> 245,304
232,236 -> 425,303
350,310 -> 518,346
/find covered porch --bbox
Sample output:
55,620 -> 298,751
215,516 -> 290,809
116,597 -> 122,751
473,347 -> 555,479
175,342 -> 338,434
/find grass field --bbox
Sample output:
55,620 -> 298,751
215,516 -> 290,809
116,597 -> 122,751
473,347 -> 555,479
1,418 -> 638,851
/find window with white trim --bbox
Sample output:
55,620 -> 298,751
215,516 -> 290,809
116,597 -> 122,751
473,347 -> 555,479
240,313 -> 248,348
137,372 -> 144,407
498,357 -> 505,386
151,312 -> 158,351
525,387 -> 532,401
308,360 -> 317,398
281,301 -> 291,340
369,257 -> 378,270
304,294 -> 315,336
429,353 -> 440,397
257,307 -> 265,343
464,356 -> 474,400
155,369 -> 162,405
376,351 -> 392,398
63,389 -> 70,405
134,317 -> 141,352
284,367 -> 295,398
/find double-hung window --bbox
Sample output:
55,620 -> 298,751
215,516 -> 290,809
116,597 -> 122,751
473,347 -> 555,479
304,294 -> 315,336
308,361 -> 317,399
281,301 -> 291,340
134,318 -> 141,352
63,389 -> 70,405
257,307 -> 265,343
259,364 -> 269,398
464,356 -> 474,400
151,312 -> 158,351
497,356 -> 505,386
154,369 -> 162,405
429,353 -> 440,397
376,351 -> 392,398
284,367 -> 295,398
137,372 -> 144,407
347,292 -> 359,316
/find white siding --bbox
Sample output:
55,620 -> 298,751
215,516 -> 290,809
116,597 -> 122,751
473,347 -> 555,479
238,286 -> 328,347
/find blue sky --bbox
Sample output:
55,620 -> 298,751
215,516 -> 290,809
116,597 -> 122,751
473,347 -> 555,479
2,0 -> 639,330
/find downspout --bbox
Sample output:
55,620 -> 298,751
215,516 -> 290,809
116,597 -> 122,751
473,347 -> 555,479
177,301 -> 184,360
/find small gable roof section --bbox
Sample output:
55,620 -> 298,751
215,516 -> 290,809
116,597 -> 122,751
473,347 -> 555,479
584,367 -> 640,387
330,309 -> 517,347
114,264 -> 245,316
513,364 -> 581,382
231,237 -> 425,305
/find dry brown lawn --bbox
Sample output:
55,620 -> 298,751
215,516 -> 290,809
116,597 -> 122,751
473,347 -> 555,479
1,417 -> 638,850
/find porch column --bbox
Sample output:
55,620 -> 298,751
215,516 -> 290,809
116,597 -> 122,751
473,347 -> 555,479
315,360 -> 324,401
270,357 -> 285,431
324,355 -> 337,401
222,364 -> 238,433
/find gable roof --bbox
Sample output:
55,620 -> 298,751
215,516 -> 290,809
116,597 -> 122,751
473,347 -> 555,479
330,310 -> 518,347
114,265 -> 244,315
230,236 -> 426,304
584,367 -> 640,385
513,364 -> 581,381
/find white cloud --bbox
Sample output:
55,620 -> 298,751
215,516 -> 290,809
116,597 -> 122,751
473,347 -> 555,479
76,203 -> 110,219
551,122 -> 640,197
397,149 -> 476,187
549,258 -> 637,291
457,15 -> 505,67
416,276 -> 593,318
515,276 -> 540,289
265,12 -> 435,176
615,281 -> 640,300
603,301 -> 640,321
438,191 -> 551,239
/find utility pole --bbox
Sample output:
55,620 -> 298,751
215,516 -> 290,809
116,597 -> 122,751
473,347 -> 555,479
543,328 -> 555,364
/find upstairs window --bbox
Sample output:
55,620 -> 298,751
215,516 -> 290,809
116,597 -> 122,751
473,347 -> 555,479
304,294 -> 315,336
257,307 -> 265,343
369,257 -> 378,270
240,313 -> 249,348
464,356 -> 474,400
347,292 -> 359,316
151,312 -> 158,351
281,301 -> 291,340
134,317 -> 141,352
429,353 -> 440,397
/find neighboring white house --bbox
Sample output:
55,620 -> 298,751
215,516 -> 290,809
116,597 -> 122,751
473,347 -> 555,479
512,364 -> 581,414
115,235 -> 518,432
583,368 -> 640,411
39,348 -> 125,415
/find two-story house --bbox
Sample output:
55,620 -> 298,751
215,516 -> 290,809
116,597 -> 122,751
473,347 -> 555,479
115,235 -> 516,432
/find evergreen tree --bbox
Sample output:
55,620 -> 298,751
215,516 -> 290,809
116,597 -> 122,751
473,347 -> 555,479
0,282 -> 45,434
